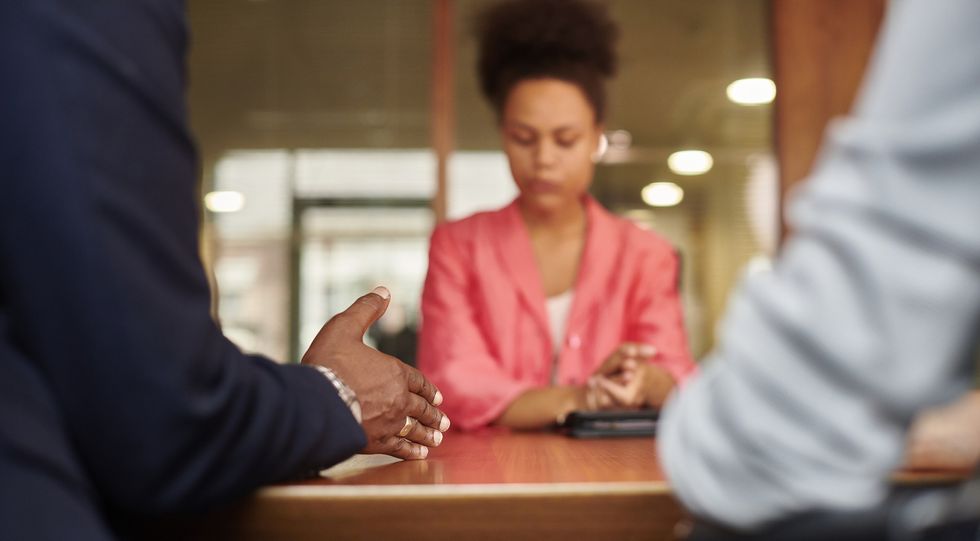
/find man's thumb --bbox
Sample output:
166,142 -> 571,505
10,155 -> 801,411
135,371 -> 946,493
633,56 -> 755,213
338,286 -> 391,337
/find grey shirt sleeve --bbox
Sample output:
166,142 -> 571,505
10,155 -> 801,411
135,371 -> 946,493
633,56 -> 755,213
658,0 -> 980,530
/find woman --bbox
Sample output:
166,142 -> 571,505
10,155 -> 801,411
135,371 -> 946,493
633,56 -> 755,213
418,0 -> 696,430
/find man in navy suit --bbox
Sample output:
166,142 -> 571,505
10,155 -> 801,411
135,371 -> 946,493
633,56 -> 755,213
0,2 -> 448,539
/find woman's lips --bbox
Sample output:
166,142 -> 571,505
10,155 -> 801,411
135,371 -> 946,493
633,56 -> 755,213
526,180 -> 562,193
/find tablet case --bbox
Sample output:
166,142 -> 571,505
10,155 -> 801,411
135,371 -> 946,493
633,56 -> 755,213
561,409 -> 659,438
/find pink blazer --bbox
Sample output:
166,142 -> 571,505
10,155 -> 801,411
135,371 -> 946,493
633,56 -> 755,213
418,197 -> 697,430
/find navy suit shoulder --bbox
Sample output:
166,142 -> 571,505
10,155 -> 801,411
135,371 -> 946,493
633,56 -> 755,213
0,2 -> 365,539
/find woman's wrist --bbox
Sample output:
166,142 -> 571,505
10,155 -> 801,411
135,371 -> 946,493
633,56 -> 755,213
555,385 -> 589,424
642,365 -> 676,408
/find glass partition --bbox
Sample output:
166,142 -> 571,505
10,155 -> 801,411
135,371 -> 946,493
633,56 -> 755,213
189,1 -> 435,362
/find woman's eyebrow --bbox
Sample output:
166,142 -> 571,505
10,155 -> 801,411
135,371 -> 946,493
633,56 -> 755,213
504,122 -> 582,134
553,125 -> 583,135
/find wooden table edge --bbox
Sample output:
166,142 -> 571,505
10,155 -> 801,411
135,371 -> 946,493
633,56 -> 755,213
257,480 -> 675,499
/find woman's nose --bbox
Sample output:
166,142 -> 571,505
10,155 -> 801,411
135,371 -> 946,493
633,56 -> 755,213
533,139 -> 558,168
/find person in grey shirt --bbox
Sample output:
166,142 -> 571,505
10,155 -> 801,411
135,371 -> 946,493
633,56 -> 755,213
659,0 -> 980,532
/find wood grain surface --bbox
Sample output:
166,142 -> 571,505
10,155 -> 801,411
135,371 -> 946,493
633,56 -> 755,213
162,430 -> 686,541
314,429 -> 671,487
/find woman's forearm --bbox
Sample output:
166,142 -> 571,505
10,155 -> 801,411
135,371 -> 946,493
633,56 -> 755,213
494,386 -> 586,430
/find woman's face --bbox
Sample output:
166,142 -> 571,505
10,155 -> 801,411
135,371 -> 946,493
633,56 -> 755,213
500,78 -> 602,216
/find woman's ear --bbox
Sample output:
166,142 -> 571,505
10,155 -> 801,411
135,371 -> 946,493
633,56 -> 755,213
592,130 -> 609,163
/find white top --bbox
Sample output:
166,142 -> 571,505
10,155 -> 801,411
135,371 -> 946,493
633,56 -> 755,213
546,290 -> 575,385
659,0 -> 980,530
546,290 -> 575,352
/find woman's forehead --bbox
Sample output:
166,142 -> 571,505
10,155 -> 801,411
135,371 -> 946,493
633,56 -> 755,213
502,79 -> 596,129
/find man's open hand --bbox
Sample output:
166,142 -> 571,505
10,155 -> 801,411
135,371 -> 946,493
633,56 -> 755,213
302,287 -> 449,460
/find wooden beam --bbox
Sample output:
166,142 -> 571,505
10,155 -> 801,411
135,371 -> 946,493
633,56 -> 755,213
771,0 -> 886,239
431,0 -> 455,223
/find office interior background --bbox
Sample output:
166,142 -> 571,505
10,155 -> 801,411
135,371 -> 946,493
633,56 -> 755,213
188,0 -> 776,366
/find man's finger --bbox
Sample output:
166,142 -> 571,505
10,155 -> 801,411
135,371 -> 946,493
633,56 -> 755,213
404,365 -> 443,406
407,393 -> 449,431
332,286 -> 391,338
404,419 -> 444,448
386,436 -> 429,460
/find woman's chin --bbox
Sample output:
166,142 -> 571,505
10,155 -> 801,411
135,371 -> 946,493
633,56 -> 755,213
518,192 -> 576,215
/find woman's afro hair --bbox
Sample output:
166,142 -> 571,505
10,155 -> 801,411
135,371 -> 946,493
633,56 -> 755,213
476,0 -> 619,121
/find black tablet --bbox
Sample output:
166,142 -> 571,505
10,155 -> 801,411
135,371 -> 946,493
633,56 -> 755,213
561,409 -> 659,438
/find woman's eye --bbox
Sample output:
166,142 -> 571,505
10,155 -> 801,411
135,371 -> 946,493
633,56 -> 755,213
511,134 -> 534,146
556,138 -> 578,148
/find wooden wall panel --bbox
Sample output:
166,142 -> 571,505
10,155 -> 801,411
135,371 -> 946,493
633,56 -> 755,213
771,0 -> 886,237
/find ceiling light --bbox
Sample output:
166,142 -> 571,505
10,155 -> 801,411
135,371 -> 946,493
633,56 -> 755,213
667,150 -> 713,175
726,77 -> 776,105
642,182 -> 684,207
205,191 -> 245,213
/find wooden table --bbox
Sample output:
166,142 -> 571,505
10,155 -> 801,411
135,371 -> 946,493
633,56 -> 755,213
179,429 -> 687,541
160,429 -> 972,541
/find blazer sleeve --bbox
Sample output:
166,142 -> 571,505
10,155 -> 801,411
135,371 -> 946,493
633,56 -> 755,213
0,2 -> 365,514
625,239 -> 698,384
418,225 -> 536,430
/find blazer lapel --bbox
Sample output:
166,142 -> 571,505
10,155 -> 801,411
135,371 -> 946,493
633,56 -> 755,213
565,197 -> 621,336
492,200 -> 551,341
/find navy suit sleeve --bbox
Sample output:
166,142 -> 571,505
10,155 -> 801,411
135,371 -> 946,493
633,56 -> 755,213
0,0 -> 365,513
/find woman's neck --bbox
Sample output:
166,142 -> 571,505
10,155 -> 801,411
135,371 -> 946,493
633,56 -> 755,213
519,198 -> 587,237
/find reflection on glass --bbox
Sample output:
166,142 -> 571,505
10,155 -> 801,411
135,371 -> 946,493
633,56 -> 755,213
300,207 -> 432,366
206,149 -> 435,363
